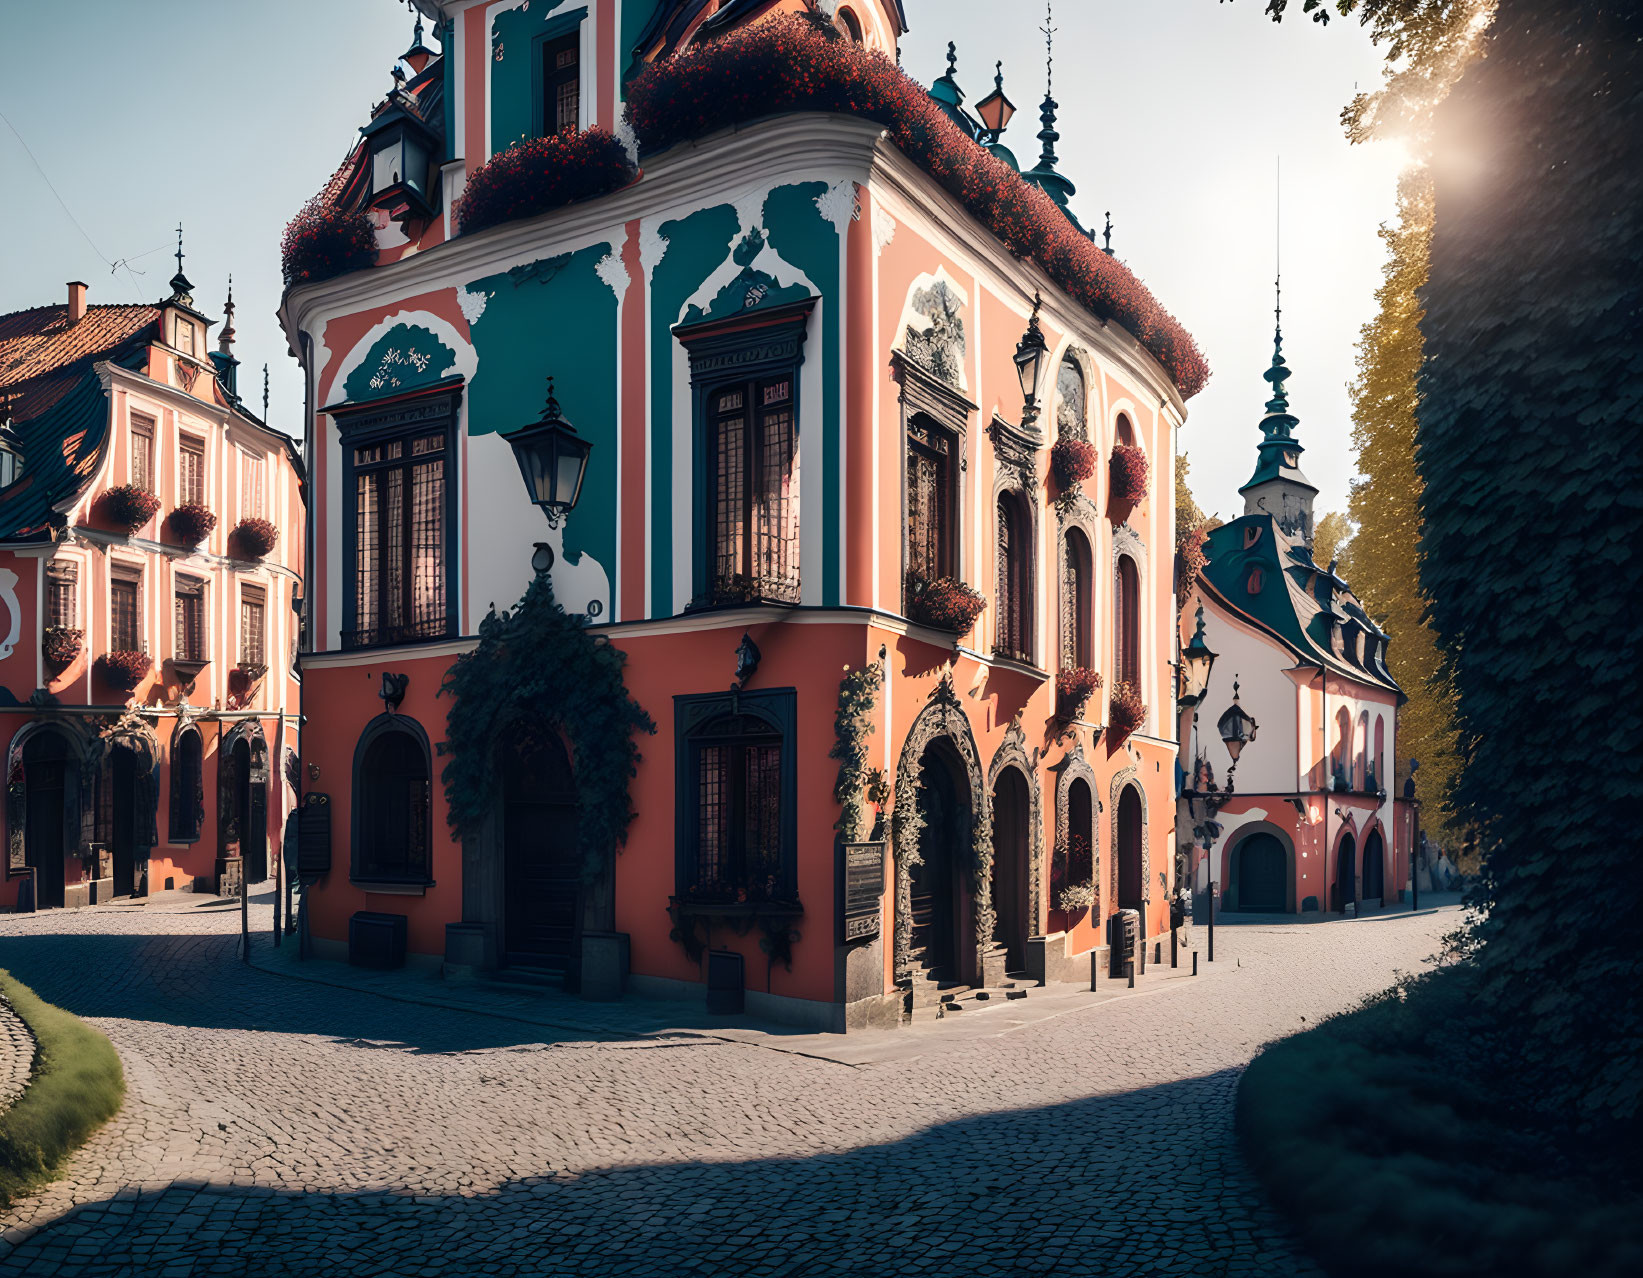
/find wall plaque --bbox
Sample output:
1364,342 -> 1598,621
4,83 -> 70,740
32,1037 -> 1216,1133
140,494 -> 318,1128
841,841 -> 886,942
297,792 -> 332,881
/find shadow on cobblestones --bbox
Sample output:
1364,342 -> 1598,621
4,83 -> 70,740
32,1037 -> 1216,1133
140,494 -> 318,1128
0,930 -> 638,1056
0,1070 -> 1305,1278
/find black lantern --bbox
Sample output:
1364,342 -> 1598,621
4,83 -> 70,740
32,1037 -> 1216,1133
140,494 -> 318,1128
974,61 -> 1016,140
1217,678 -> 1259,762
1014,291 -> 1051,421
360,68 -> 438,223
507,377 -> 592,533
1179,605 -> 1217,707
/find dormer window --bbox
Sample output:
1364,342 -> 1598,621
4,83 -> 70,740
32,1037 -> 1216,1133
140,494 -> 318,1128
1243,524 -> 1263,550
0,423 -> 21,489
174,315 -> 197,357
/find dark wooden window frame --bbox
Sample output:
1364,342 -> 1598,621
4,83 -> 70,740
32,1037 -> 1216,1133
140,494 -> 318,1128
240,584 -> 266,668
46,561 -> 79,630
332,382 -> 462,651
174,574 -> 207,664
110,563 -> 143,653
994,489 -> 1034,664
530,8 -> 588,139
895,352 -> 975,611
169,723 -> 204,845
1061,525 -> 1094,671
673,688 -> 798,902
676,301 -> 813,610
178,434 -> 207,506
130,412 -> 155,491
350,712 -> 435,888
1116,553 -> 1142,688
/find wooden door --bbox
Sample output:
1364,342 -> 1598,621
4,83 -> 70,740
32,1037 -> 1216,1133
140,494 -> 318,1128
911,747 -> 961,980
1237,834 -> 1287,912
503,736 -> 581,970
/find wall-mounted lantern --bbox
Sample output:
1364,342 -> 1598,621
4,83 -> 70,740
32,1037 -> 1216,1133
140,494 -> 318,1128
507,376 -> 592,570
1179,605 -> 1218,707
1014,291 -> 1051,425
1217,677 -> 1259,763
361,65 -> 439,224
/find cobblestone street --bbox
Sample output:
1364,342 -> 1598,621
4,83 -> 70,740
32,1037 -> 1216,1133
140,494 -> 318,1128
0,894 -> 1460,1277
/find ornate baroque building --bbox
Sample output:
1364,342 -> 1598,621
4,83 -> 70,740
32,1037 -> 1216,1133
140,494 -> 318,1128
284,0 -> 1201,1029
1,269 -> 303,911
1176,302 -> 1415,918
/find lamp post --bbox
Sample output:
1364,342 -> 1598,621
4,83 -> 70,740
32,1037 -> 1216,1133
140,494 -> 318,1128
1175,605 -> 1218,967
1013,292 -> 1051,429
1196,678 -> 1260,962
505,376 -> 593,574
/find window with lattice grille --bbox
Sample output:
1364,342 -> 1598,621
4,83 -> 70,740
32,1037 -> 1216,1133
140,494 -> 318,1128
707,377 -> 799,602
178,436 -> 206,505
174,576 -> 206,662
240,585 -> 266,667
131,414 -> 155,490
110,570 -> 141,651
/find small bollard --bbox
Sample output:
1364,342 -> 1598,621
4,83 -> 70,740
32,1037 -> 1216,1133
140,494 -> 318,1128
1154,941 -> 1162,966
1208,880 -> 1217,962
1192,951 -> 1199,976
1139,935 -> 1146,975
1126,960 -> 1136,988
1171,927 -> 1178,968
1089,947 -> 1100,991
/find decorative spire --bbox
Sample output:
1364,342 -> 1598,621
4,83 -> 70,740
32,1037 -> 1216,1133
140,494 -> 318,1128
1021,3 -> 1078,219
169,223 -> 193,302
1263,273 -> 1291,423
218,275 -> 236,353
1102,211 -> 1113,255
947,40 -> 958,80
543,375 -> 562,422
263,364 -> 270,422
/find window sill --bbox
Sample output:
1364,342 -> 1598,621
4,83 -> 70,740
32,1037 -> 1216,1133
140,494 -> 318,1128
350,879 -> 434,896
977,652 -> 1050,681
670,897 -> 803,919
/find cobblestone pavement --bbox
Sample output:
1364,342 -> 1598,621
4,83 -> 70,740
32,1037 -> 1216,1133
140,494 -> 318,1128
0,891 -> 1460,1277
0,986 -> 33,1116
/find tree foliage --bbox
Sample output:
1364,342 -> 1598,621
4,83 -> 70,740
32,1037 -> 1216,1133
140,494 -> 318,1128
1416,0 -> 1643,1125
1310,510 -> 1353,569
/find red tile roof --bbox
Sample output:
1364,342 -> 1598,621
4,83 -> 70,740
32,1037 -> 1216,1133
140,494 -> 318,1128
0,302 -> 156,420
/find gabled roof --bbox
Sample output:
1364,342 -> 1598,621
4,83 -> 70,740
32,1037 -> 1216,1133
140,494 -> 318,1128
1199,512 -> 1403,700
1,303 -> 157,416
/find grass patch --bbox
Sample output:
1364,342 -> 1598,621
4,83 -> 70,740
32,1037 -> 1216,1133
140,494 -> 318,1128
1238,964 -> 1643,1278
0,969 -> 125,1208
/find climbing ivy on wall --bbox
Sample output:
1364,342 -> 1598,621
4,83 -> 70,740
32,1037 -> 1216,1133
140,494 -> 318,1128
830,662 -> 881,844
439,573 -> 655,884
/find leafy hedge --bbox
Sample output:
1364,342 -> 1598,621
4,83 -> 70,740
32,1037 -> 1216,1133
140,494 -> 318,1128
626,17 -> 1209,399
1239,966 -> 1643,1278
0,970 -> 125,1208
1416,0 -> 1643,1126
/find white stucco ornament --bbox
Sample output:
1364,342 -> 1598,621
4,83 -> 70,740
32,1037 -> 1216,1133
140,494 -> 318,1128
0,567 -> 18,661
595,252 -> 631,304
457,286 -> 491,327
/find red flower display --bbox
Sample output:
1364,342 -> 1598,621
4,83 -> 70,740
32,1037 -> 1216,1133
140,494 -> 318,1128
626,18 -> 1210,399
43,625 -> 83,671
905,574 -> 987,634
1109,680 -> 1146,739
97,650 -> 151,693
1051,437 -> 1098,492
281,197 -> 377,290
102,485 -> 161,533
1176,524 -> 1209,604
1056,666 -> 1102,719
168,503 -> 218,546
233,517 -> 279,559
1110,443 -> 1150,505
457,129 -> 637,237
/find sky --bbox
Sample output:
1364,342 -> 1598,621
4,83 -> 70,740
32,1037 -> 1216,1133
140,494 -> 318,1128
0,0 -> 1403,520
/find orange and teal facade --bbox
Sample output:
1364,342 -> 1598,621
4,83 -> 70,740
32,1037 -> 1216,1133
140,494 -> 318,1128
284,0 -> 1207,1030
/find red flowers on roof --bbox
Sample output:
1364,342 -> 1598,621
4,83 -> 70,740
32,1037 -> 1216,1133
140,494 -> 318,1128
281,198 -> 377,290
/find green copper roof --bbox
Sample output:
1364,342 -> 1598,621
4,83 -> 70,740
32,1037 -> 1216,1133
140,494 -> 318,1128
1239,297 -> 1318,497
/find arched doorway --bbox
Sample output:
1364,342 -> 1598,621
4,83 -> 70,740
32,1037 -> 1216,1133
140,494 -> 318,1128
1236,833 -> 1288,912
221,728 -> 269,884
502,733 -> 582,972
108,746 -> 140,898
1362,829 -> 1385,903
23,730 -> 72,910
990,766 -> 1030,974
1336,833 -> 1357,912
1116,785 -> 1144,912
911,739 -> 969,982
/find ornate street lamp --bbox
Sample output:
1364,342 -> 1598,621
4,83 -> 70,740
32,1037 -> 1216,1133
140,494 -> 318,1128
974,61 -> 1017,142
360,65 -> 439,224
1217,678 -> 1259,766
1014,291 -> 1051,425
506,376 -> 593,570
1179,605 -> 1217,707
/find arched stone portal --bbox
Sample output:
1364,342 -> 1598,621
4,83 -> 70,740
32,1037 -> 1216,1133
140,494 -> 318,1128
1233,832 -> 1289,912
1362,828 -> 1385,903
990,766 -> 1031,975
1336,833 -> 1358,913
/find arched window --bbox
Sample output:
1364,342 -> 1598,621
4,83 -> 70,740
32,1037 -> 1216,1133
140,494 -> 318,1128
353,720 -> 432,883
1067,777 -> 1093,889
1115,413 -> 1135,448
995,492 -> 1032,662
1372,716 -> 1386,793
1056,357 -> 1086,440
1115,555 -> 1141,687
169,725 -> 203,843
1357,710 -> 1370,790
689,714 -> 784,899
906,411 -> 959,589
837,7 -> 864,42
1333,707 -> 1353,790
1062,527 -> 1093,669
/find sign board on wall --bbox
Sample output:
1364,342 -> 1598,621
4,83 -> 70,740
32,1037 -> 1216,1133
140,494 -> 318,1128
841,841 -> 885,942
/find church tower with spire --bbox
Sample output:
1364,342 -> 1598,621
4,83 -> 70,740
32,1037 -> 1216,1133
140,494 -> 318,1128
1238,280 -> 1319,545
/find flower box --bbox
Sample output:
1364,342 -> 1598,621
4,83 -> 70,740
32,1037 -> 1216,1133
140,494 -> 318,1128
625,17 -> 1208,399
102,485 -> 160,533
1110,680 -> 1147,739
457,128 -> 637,237
233,517 -> 279,559
97,650 -> 151,692
43,625 -> 83,671
1055,667 -> 1102,720
281,197 -> 377,290
1050,437 -> 1098,493
905,575 -> 987,635
1110,444 -> 1150,506
168,503 -> 218,546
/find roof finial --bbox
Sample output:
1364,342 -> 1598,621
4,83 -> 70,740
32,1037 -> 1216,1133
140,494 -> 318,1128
263,364 -> 270,422
995,60 -> 1005,94
543,374 -> 562,420
946,40 -> 958,79
218,275 -> 236,352
168,223 -> 194,302
175,223 -> 185,278
1103,211 -> 1113,255
1264,156 -> 1290,420
1041,2 -> 1056,97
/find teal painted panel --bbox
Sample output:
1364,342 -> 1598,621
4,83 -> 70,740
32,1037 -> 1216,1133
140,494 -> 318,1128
466,242 -> 617,581
648,203 -> 741,619
343,325 -> 458,403
490,2 -> 586,155
764,182 -> 842,605
680,227 -> 812,327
